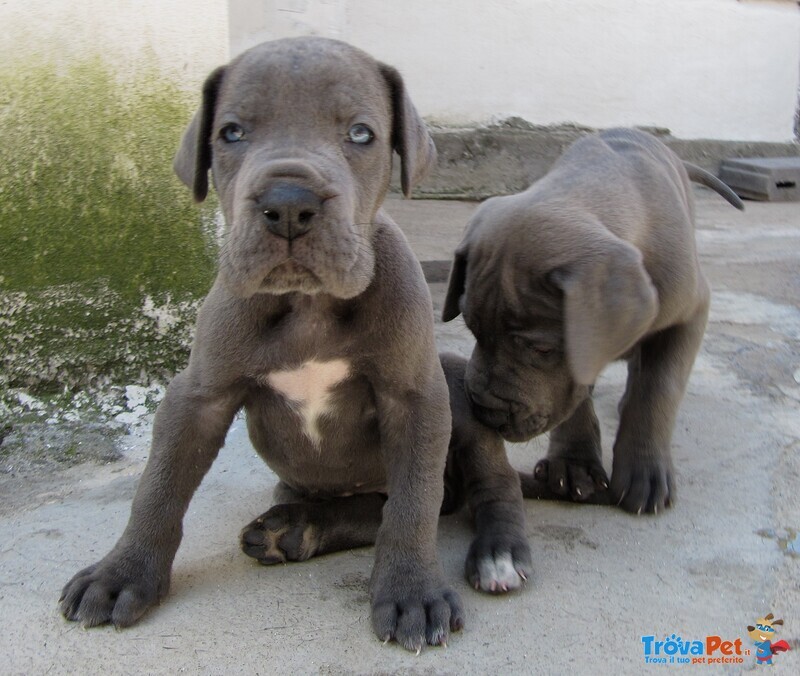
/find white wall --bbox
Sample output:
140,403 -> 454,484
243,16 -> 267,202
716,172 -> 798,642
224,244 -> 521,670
0,0 -> 229,89
1,1 -> 795,141
229,0 -> 800,142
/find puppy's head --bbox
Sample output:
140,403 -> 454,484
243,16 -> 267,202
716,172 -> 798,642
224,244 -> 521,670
443,196 -> 658,441
174,37 -> 436,299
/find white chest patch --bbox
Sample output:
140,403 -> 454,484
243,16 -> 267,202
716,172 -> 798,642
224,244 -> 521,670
265,359 -> 351,447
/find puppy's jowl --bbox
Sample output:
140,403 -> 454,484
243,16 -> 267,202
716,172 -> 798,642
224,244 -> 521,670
443,128 -> 743,515
61,37 -> 473,652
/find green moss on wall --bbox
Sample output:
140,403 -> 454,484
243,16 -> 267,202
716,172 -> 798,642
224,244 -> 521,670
0,56 -> 216,296
1,283 -> 200,392
0,56 -> 218,394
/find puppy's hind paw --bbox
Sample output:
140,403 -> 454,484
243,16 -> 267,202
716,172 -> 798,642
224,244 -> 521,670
240,504 -> 320,564
528,455 -> 609,502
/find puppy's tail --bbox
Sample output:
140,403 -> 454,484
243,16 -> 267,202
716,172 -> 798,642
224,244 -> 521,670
684,162 -> 745,210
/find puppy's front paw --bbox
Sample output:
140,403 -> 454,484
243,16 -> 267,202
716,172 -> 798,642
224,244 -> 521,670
610,455 -> 674,514
533,455 -> 609,501
60,551 -> 168,628
240,504 -> 320,564
371,568 -> 464,652
465,531 -> 531,593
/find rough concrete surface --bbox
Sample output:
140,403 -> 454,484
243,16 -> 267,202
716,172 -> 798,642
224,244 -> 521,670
411,123 -> 800,199
1,190 -> 798,674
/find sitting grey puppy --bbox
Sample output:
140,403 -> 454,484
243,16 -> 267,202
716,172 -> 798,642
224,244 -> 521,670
60,37 -> 473,652
442,128 -> 743,515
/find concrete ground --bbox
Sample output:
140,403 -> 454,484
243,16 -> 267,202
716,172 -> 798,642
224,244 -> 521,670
1,190 -> 799,674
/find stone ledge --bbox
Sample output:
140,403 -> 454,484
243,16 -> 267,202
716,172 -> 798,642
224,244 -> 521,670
393,121 -> 800,200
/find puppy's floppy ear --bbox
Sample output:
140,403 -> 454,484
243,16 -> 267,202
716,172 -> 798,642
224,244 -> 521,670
553,237 -> 658,385
442,247 -> 468,322
173,66 -> 226,202
379,64 -> 437,197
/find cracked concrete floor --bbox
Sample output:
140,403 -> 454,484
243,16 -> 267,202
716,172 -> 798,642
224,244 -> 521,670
1,190 -> 798,674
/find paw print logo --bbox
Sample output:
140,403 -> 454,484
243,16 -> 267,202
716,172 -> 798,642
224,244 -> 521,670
663,634 -> 684,653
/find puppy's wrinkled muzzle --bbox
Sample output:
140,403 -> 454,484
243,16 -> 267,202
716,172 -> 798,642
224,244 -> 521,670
466,385 -> 511,428
472,403 -> 510,430
467,383 -> 551,442
498,413 -> 550,443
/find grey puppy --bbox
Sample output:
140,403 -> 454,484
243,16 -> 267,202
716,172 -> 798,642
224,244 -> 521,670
442,128 -> 743,515
60,37 -> 477,651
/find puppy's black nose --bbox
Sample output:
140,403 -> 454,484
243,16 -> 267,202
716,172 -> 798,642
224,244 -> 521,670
259,183 -> 321,240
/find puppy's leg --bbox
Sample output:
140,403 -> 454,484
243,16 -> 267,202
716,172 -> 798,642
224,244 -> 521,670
240,484 -> 385,564
454,436 -> 532,594
610,296 -> 709,514
525,397 -> 610,502
369,364 -> 465,652
441,353 -> 532,594
60,370 -> 241,627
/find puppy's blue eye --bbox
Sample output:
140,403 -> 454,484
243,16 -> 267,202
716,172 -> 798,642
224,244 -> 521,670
347,123 -> 374,145
221,124 -> 245,143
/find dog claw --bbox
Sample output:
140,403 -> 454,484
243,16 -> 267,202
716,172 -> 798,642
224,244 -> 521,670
518,570 -> 528,582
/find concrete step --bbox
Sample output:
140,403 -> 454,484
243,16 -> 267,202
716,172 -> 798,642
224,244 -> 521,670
719,156 -> 800,201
